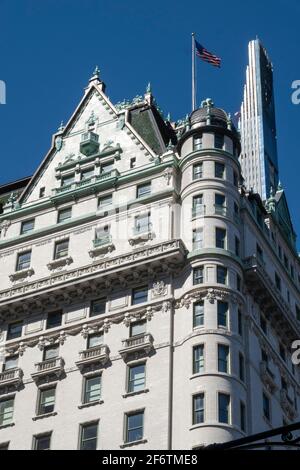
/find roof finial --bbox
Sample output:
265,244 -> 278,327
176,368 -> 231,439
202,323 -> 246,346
92,65 -> 100,78
277,180 -> 283,191
166,112 -> 171,122
146,82 -> 152,94
58,121 -> 65,132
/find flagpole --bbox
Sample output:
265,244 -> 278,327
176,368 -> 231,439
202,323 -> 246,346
192,32 -> 196,111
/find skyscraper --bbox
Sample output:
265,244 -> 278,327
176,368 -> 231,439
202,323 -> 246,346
240,39 -> 279,201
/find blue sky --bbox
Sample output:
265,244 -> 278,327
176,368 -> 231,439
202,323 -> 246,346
0,0 -> 299,244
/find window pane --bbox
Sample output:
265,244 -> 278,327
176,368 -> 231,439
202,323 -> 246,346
81,168 -> 94,180
137,183 -> 151,198
58,208 -> 72,223
135,214 -> 151,233
39,388 -> 56,415
17,251 -> 31,271
193,346 -> 204,374
0,399 -> 14,426
7,322 -> 22,340
218,345 -> 229,373
46,311 -> 62,329
132,287 -> 148,305
215,134 -> 224,149
193,394 -> 204,424
193,267 -> 204,285
54,240 -> 69,259
80,423 -> 98,450
34,434 -> 51,450
101,162 -> 113,174
3,356 -> 18,371
43,345 -> 59,361
193,229 -> 203,250
21,219 -> 34,234
130,321 -> 146,337
217,266 -> 227,284
218,393 -> 230,423
193,136 -> 202,151
215,162 -> 225,178
88,334 -> 103,349
216,228 -> 226,249
127,412 -> 144,443
90,299 -> 106,317
84,376 -> 101,403
128,364 -> 145,392
218,301 -> 228,327
98,195 -> 112,207
193,163 -> 203,179
61,174 -> 75,186
193,302 -> 204,328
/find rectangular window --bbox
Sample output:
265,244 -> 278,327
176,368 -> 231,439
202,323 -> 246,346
214,134 -> 224,149
38,388 -> 56,415
132,286 -> 148,305
217,266 -> 227,284
218,344 -> 229,373
43,345 -> 59,361
16,251 -> 31,271
90,298 -> 106,317
261,349 -> 269,365
236,274 -> 241,292
193,163 -> 203,180
256,244 -> 264,262
84,375 -> 101,404
217,301 -> 228,328
193,136 -> 203,151
61,174 -> 75,187
130,157 -> 136,169
238,310 -> 243,336
263,393 -> 270,421
3,355 -> 18,371
57,207 -> 72,223
193,393 -> 204,424
216,228 -> 226,249
130,321 -> 146,337
239,353 -> 245,382
279,344 -> 286,362
46,311 -> 62,330
134,213 -> 151,233
21,219 -> 34,234
98,194 -> 112,208
125,411 -> 144,443
296,305 -> 300,322
260,315 -> 267,334
215,194 -> 226,214
233,171 -> 239,187
87,333 -> 103,349
0,399 -> 14,426
7,321 -> 22,340
218,393 -> 230,424
101,161 -> 113,174
79,422 -> 98,450
284,254 -> 289,270
193,267 -> 204,285
54,240 -> 69,259
215,162 -> 225,178
193,345 -> 204,374
240,402 -> 246,432
39,187 -> 45,198
33,433 -> 52,450
137,182 -> 151,198
192,228 -> 203,250
81,168 -> 94,180
193,302 -> 204,328
128,364 -> 145,393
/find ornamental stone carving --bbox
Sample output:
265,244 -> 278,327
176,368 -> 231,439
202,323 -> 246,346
0,220 -> 11,237
152,281 -> 167,298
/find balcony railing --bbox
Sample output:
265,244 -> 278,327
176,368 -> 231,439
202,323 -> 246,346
76,345 -> 109,370
119,333 -> 154,358
244,255 -> 300,338
214,204 -> 227,216
31,357 -> 64,381
53,170 -> 119,196
192,205 -> 206,218
260,361 -> 277,393
0,368 -> 23,388
93,234 -> 112,248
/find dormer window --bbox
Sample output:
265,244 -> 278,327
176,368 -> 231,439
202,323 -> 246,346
81,168 -> 94,181
101,161 -> 113,174
80,132 -> 99,156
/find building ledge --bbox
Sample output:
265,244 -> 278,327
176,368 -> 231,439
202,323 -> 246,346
32,412 -> 57,421
78,400 -> 104,409
122,388 -> 149,398
9,268 -> 34,282
120,439 -> 148,449
47,257 -> 73,271
0,422 -> 15,430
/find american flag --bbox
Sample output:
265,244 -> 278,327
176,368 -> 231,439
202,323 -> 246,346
195,40 -> 221,68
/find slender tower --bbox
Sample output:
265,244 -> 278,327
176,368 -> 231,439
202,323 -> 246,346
240,39 -> 279,200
